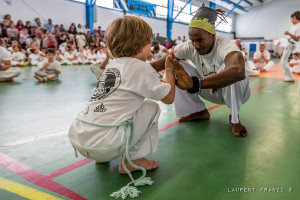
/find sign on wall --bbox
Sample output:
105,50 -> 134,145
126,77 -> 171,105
114,0 -> 156,17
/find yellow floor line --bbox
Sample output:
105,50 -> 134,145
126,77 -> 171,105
0,177 -> 63,200
261,90 -> 273,93
284,92 -> 297,95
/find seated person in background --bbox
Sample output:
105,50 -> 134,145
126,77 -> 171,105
11,45 -> 25,67
289,52 -> 300,74
152,43 -> 169,60
87,48 -> 97,64
56,49 -> 66,65
90,47 -> 113,80
34,48 -> 61,83
0,45 -> 22,82
235,38 -> 259,77
248,44 -> 274,72
64,48 -> 78,65
28,48 -> 41,66
96,47 -> 106,63
77,47 -> 88,65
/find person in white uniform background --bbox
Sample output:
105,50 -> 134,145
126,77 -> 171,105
289,52 -> 300,74
235,38 -> 259,77
280,11 -> 300,82
0,45 -> 22,82
248,44 -> 274,72
151,4 -> 250,137
68,16 -> 177,179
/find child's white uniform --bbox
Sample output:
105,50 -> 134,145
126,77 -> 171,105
96,52 -> 106,63
68,57 -> 170,162
87,52 -> 97,64
289,59 -> 300,73
35,60 -> 61,81
0,47 -> 22,79
248,50 -> 274,71
64,52 -> 77,65
56,54 -> 66,65
77,52 -> 88,64
11,52 -> 25,66
28,54 -> 40,65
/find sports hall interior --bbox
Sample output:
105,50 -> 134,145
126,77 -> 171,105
0,0 -> 299,200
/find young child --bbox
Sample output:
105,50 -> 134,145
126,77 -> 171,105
34,48 -> 61,82
90,47 -> 113,80
28,49 -> 41,66
289,52 -> 300,74
11,45 -> 25,67
68,16 -> 177,197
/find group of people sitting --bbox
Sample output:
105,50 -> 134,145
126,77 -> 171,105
235,38 -> 300,76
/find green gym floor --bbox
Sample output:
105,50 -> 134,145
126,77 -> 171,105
0,64 -> 299,200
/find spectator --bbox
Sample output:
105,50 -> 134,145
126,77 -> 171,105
15,20 -> 25,31
59,24 -> 66,33
44,18 -> 55,32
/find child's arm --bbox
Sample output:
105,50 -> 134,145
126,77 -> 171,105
53,68 -> 61,74
0,60 -> 12,71
160,49 -> 177,104
39,61 -> 50,71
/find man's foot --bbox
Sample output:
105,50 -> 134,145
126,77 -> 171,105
34,75 -> 44,83
119,158 -> 158,175
0,77 -> 13,82
282,79 -> 295,82
95,161 -> 103,164
179,109 -> 210,122
229,115 -> 247,137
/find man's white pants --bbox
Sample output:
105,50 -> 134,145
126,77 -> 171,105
174,61 -> 250,124
280,43 -> 296,81
248,60 -> 274,71
0,67 -> 22,78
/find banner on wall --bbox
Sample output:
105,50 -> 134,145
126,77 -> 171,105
114,0 -> 156,17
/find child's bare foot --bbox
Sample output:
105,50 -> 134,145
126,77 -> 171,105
179,109 -> 210,122
119,158 -> 158,175
229,115 -> 247,137
34,75 -> 44,83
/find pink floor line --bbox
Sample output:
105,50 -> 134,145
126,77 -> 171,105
46,79 -> 281,179
0,152 -> 87,200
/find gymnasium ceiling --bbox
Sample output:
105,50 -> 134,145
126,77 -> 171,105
180,0 -> 274,14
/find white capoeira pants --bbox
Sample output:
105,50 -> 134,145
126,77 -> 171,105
248,60 -> 274,71
70,100 -> 160,162
247,68 -> 259,76
34,70 -> 58,81
11,61 -> 24,66
90,64 -> 104,80
174,61 -> 251,124
0,67 -> 22,78
280,43 -> 296,81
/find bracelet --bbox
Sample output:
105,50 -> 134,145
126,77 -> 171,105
187,76 -> 200,94
165,68 -> 175,71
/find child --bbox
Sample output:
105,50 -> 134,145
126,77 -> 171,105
289,52 -> 300,74
34,48 -> 61,83
28,49 -> 40,66
87,48 -> 97,64
68,16 -> 177,198
90,47 -> 113,80
0,46 -> 22,82
11,45 -> 25,67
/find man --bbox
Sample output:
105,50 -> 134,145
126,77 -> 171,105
280,11 -> 300,82
235,38 -> 259,77
151,4 -> 250,137
44,19 -> 55,32
0,44 -> 22,82
248,44 -> 274,72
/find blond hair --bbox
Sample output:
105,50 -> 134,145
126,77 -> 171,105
104,15 -> 153,58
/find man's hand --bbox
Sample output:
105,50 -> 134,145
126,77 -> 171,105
284,31 -> 290,36
175,64 -> 193,90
